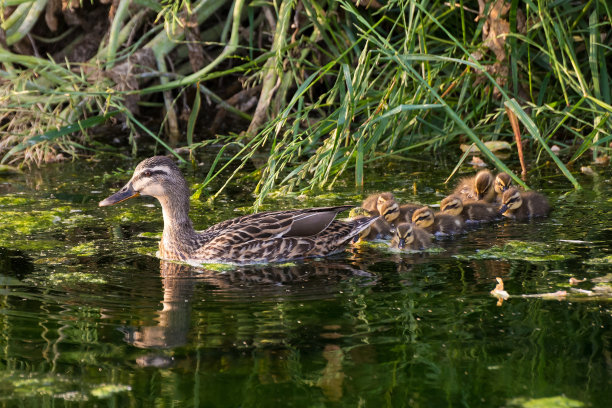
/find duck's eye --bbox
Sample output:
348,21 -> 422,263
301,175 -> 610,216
144,170 -> 152,177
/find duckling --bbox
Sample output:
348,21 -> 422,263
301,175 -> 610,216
494,172 -> 513,202
390,223 -> 434,250
352,215 -> 392,241
412,206 -> 465,235
362,192 -> 394,214
453,170 -> 496,202
440,195 -> 501,223
362,192 -> 420,226
499,187 -> 550,220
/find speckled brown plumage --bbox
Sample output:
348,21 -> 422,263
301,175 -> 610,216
500,187 -> 550,221
100,156 -> 378,264
390,223 -> 433,250
440,194 -> 501,223
412,206 -> 465,235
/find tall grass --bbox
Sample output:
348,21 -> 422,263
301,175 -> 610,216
0,0 -> 610,204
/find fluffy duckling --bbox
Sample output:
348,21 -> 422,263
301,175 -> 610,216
362,192 -> 394,214
494,172 -> 513,202
453,170 -> 496,203
440,195 -> 501,223
352,215 -> 392,242
362,192 -> 420,226
412,206 -> 465,235
391,223 -> 434,250
499,187 -> 550,220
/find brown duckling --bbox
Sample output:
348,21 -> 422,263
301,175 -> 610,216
352,215 -> 392,242
412,206 -> 465,235
390,223 -> 434,250
494,172 -> 513,202
362,192 -> 394,214
453,170 -> 496,203
440,195 -> 501,223
362,192 -> 420,226
499,187 -> 550,220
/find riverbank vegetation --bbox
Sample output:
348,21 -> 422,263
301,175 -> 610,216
0,0 -> 610,202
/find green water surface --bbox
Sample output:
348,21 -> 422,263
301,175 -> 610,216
0,156 -> 610,407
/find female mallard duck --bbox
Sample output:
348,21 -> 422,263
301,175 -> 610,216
411,206 -> 464,235
99,156 -> 378,264
390,223 -> 434,250
499,187 -> 550,221
440,195 -> 501,223
362,192 -> 420,226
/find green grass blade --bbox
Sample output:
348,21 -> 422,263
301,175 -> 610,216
186,84 -> 202,147
505,98 -> 580,189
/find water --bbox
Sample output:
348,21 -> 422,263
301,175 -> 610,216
0,157 -> 610,407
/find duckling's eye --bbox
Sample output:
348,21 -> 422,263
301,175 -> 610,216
144,170 -> 152,177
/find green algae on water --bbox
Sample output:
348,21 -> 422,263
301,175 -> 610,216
90,384 -> 131,398
584,255 -> 612,264
508,395 -> 584,408
455,240 -> 572,262
68,242 -> 98,257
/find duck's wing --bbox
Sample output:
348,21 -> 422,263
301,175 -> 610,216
193,207 -> 378,263
198,205 -> 354,242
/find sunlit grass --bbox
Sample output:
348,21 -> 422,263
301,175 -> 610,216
0,0 -> 609,205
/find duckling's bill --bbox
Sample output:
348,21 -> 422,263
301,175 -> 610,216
99,183 -> 140,206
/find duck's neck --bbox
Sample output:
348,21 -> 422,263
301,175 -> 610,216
157,194 -> 199,258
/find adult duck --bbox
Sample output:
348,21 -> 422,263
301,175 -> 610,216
99,156 -> 377,264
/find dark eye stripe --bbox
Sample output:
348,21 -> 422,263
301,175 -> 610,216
139,170 -> 167,180
385,208 -> 398,216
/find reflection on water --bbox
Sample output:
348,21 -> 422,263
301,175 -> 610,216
0,160 -> 611,406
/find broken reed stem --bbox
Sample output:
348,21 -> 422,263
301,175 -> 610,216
246,0 -> 296,136
505,106 -> 527,178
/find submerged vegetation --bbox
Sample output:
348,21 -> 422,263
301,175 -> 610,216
0,0 -> 610,203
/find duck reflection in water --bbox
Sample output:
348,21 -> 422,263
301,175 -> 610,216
121,259 -> 377,369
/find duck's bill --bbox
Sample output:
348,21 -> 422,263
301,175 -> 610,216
99,184 -> 139,207
498,204 -> 508,215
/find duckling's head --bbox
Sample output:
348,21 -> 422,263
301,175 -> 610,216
411,207 -> 434,228
394,223 -> 415,249
474,170 -> 494,200
99,156 -> 189,207
440,195 -> 463,216
377,193 -> 399,223
494,172 -> 512,194
499,187 -> 522,215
